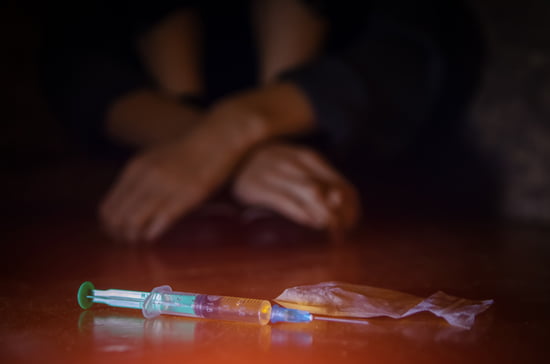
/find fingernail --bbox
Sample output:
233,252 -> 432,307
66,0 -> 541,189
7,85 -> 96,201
327,189 -> 342,207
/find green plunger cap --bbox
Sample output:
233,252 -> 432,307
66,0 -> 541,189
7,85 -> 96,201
78,281 -> 95,309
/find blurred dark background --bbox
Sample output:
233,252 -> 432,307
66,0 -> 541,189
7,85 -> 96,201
2,0 -> 549,225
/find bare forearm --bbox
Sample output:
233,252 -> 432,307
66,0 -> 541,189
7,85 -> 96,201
253,0 -> 327,84
137,9 -> 203,98
208,82 -> 315,154
101,82 -> 316,242
106,89 -> 203,148
107,79 -> 315,158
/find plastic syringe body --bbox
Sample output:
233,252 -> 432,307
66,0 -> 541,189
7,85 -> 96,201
78,282 -> 312,325
142,285 -> 273,325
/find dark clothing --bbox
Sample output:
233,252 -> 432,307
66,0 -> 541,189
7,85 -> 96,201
41,0 -> 487,215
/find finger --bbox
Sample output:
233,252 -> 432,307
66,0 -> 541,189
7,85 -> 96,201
100,160 -> 144,217
101,178 -> 154,241
270,154 -> 316,181
99,170 -> 150,238
294,148 -> 344,183
113,168 -> 201,243
143,198 -> 187,242
270,150 -> 347,225
121,190 -> 169,243
101,168 -> 171,243
291,151 -> 360,230
261,172 -> 336,229
327,188 -> 343,208
115,179 -> 204,243
328,185 -> 361,230
326,188 -> 343,231
240,176 -> 316,228
140,172 -> 214,242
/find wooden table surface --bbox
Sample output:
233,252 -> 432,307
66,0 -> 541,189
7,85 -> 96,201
1,202 -> 549,363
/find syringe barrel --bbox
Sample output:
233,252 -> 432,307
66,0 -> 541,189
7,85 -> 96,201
194,295 -> 272,325
142,285 -> 272,325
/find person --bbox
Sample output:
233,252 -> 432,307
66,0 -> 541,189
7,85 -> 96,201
41,0 -> 484,242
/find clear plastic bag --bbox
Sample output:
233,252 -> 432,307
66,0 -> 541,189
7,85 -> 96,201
275,281 -> 493,329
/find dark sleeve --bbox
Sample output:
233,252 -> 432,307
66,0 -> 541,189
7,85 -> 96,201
41,47 -> 149,152
281,0 -> 483,162
40,1 -> 198,152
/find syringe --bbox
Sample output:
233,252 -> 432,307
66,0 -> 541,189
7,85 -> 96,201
77,281 -> 312,325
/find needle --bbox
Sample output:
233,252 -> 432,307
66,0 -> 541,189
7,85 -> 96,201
314,316 -> 370,325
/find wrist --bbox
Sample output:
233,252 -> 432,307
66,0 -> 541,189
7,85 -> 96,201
205,97 -> 271,152
208,82 -> 315,147
234,83 -> 314,139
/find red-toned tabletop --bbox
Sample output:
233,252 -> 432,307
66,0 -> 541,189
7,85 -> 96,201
1,203 -> 549,363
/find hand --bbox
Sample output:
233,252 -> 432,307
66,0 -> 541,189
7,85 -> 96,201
100,82 -> 316,243
100,106 -> 261,243
233,143 -> 360,231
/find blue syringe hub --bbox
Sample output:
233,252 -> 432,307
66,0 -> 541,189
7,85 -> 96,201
270,304 -> 312,323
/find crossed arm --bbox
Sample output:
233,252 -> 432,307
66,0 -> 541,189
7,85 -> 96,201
100,0 -> 360,242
